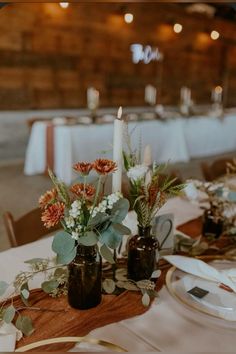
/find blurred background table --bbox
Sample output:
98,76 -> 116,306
24,112 -> 236,184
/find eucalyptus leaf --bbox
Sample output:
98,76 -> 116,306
228,191 -> 236,202
20,283 -> 29,306
0,281 -> 9,296
21,289 -> 30,300
80,231 -> 98,246
110,198 -> 130,223
99,226 -> 122,249
142,292 -> 150,307
116,281 -> 138,291
15,315 -> 34,336
52,231 -> 75,256
56,247 -> 77,265
54,268 -> 67,278
102,279 -> 116,294
112,223 -> 131,235
87,212 -> 110,227
41,280 -> 59,294
3,305 -> 15,324
100,244 -> 115,264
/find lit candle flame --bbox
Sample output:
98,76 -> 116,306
117,106 -> 122,120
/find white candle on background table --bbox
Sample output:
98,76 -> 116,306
87,87 -> 99,110
145,85 -> 157,106
143,144 -> 152,166
112,106 -> 123,193
211,86 -> 223,104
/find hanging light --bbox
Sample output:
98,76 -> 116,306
124,13 -> 134,24
59,2 -> 69,9
173,23 -> 183,33
211,30 -> 220,40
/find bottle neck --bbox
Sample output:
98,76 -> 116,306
138,225 -> 152,237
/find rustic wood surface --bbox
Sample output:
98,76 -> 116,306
14,270 -> 166,352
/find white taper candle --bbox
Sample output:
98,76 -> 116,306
112,106 -> 123,193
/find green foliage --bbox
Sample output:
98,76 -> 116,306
48,169 -> 70,206
16,315 -> 34,336
20,283 -> 29,306
52,231 -> 76,264
80,231 -> 98,246
3,305 -> 16,324
99,244 -> 115,264
99,226 -> 122,249
110,198 -> 130,223
102,279 -> 116,294
41,280 -> 59,294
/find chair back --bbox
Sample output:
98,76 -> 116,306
201,158 -> 234,181
3,208 -> 61,247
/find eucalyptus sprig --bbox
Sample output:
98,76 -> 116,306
102,268 -> 161,307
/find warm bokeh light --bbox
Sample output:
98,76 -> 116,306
124,13 -> 134,24
215,85 -> 223,94
59,2 -> 69,9
211,30 -> 220,40
173,23 -> 183,33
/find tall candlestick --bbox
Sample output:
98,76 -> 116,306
143,144 -> 152,166
112,106 -> 123,193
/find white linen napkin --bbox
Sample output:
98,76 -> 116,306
164,255 -> 236,292
0,323 -> 22,351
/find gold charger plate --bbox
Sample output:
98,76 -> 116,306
166,261 -> 236,323
15,336 -> 127,352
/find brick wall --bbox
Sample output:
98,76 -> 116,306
0,3 -> 235,109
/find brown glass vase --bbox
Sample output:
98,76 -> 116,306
202,209 -> 223,239
67,245 -> 102,310
127,226 -> 159,281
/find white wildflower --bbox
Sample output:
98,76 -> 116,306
127,165 -> 148,181
71,231 -> 79,240
65,216 -> 75,228
69,200 -> 82,218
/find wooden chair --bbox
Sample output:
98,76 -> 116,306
201,158 -> 234,181
3,208 -> 61,247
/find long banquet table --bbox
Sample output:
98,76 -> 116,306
1,197 -> 236,352
24,113 -> 236,185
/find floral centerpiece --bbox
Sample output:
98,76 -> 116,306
39,159 -> 130,309
123,142 -> 184,281
185,179 -> 236,239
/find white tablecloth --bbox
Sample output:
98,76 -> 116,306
2,197 -> 236,352
24,114 -> 236,185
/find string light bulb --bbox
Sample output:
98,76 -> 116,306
211,30 -> 220,40
124,13 -> 134,24
173,23 -> 183,33
59,2 -> 69,9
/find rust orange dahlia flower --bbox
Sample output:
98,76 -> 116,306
39,188 -> 57,209
41,202 -> 65,228
93,159 -> 117,175
73,162 -> 93,175
70,183 -> 96,199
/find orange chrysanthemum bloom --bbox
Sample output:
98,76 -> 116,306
41,202 -> 65,228
73,162 -> 93,175
93,159 -> 117,175
39,188 -> 57,209
70,183 -> 96,199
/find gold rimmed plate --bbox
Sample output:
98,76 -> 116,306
166,260 -> 236,324
15,336 -> 127,352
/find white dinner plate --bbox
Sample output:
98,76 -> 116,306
166,260 -> 236,323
